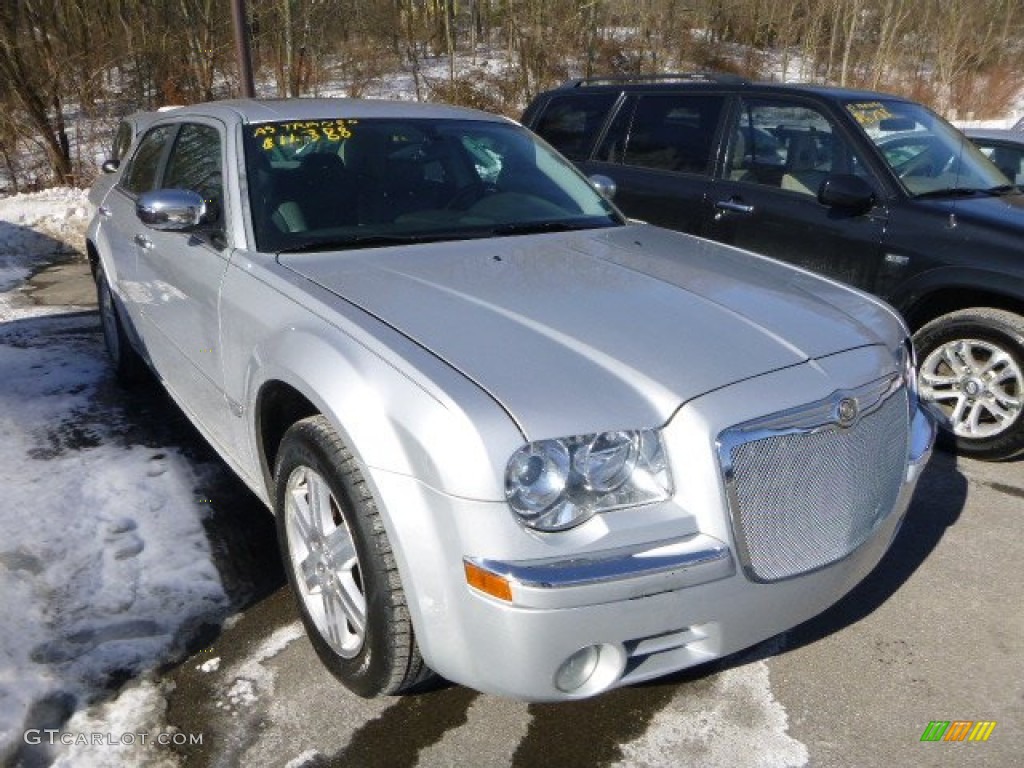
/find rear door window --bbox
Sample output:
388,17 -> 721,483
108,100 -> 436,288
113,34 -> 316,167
533,93 -> 618,161
601,93 -> 724,174
618,95 -> 724,174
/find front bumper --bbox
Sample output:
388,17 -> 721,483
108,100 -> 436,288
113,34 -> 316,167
369,351 -> 934,701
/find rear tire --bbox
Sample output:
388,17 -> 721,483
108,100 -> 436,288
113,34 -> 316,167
914,308 -> 1024,461
274,415 -> 432,697
95,262 -> 147,386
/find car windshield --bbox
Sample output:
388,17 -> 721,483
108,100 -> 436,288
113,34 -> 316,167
243,117 -> 622,252
845,100 -> 1009,197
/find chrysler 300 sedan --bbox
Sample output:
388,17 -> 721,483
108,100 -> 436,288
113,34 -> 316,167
86,99 -> 933,701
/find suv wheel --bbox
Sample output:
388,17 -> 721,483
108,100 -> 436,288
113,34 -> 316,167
274,415 -> 432,697
914,308 -> 1024,461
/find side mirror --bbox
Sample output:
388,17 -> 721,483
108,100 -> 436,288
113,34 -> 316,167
818,174 -> 875,215
589,174 -> 617,201
101,159 -> 120,174
136,189 -> 207,231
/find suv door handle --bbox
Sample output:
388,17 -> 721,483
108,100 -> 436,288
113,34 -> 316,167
134,234 -> 154,250
714,199 -> 755,215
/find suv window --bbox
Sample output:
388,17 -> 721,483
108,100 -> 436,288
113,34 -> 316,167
725,99 -> 864,196
533,93 -> 618,161
163,123 -> 224,220
604,93 -> 723,174
121,125 -> 173,196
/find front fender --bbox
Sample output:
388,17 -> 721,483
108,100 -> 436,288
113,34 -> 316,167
242,322 -> 523,504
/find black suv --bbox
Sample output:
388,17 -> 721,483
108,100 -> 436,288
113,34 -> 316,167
523,74 -> 1024,461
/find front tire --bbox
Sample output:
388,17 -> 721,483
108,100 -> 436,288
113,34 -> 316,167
914,308 -> 1024,461
274,415 -> 431,697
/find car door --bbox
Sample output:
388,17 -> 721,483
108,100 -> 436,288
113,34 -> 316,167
134,120 -> 235,449
580,91 -> 723,235
703,96 -> 887,292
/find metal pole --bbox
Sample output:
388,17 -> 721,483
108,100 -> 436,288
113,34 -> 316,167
231,0 -> 256,98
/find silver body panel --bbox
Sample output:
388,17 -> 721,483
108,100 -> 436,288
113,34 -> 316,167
86,98 -> 934,700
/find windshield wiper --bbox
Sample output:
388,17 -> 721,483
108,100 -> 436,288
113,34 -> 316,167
490,219 -> 611,236
276,232 -> 487,254
914,185 -> 1016,200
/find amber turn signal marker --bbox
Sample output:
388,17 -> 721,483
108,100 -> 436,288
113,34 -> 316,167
463,560 -> 513,602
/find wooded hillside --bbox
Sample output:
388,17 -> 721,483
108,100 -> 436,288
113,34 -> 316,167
1,0 -> 1022,189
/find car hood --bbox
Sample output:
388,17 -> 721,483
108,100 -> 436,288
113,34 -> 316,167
280,225 -> 902,440
914,189 -> 1024,232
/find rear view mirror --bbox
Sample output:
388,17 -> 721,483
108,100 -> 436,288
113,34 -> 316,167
136,189 -> 207,231
879,117 -> 916,132
101,159 -> 120,174
589,174 -> 617,200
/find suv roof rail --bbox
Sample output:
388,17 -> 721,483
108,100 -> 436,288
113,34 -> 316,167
561,72 -> 749,88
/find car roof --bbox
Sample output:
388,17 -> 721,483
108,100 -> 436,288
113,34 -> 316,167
542,75 -> 916,105
964,128 -> 1024,144
136,98 -> 511,126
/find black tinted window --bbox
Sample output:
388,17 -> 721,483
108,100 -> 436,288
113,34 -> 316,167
164,123 -> 223,207
534,93 -> 617,161
618,94 -> 724,173
121,126 -> 173,195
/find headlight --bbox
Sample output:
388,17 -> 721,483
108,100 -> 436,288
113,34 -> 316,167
504,429 -> 673,531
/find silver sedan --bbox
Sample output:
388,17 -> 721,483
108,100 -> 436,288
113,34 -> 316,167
86,98 -> 933,701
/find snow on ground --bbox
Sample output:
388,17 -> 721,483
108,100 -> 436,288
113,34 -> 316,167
0,190 -> 230,764
0,189 -> 90,297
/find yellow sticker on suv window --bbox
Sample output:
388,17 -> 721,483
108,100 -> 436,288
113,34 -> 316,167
847,102 -> 894,127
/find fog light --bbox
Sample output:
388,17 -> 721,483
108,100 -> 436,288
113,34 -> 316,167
554,645 -> 601,693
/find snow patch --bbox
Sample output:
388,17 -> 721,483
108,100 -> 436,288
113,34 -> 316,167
0,192 -> 229,760
613,660 -> 808,768
211,621 -> 304,717
47,679 -> 184,767
197,657 -> 221,673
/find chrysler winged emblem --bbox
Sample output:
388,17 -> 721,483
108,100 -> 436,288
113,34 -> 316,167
836,397 -> 859,427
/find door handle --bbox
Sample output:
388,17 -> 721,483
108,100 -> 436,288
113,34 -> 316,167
714,199 -> 755,215
98,205 -> 112,218
134,234 -> 154,249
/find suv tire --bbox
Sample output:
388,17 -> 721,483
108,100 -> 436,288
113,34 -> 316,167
914,308 -> 1024,461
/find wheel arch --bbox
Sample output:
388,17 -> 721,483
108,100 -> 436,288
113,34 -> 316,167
893,269 -> 1024,331
254,379 -> 320,500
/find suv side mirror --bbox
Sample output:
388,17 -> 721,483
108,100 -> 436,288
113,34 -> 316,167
818,174 -> 875,215
589,174 -> 617,200
101,159 -> 120,174
136,189 -> 208,231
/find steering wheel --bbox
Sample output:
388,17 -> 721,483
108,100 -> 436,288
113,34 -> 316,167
446,182 -> 499,211
895,149 -> 936,179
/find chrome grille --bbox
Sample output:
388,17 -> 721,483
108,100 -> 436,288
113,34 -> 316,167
719,377 -> 909,583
